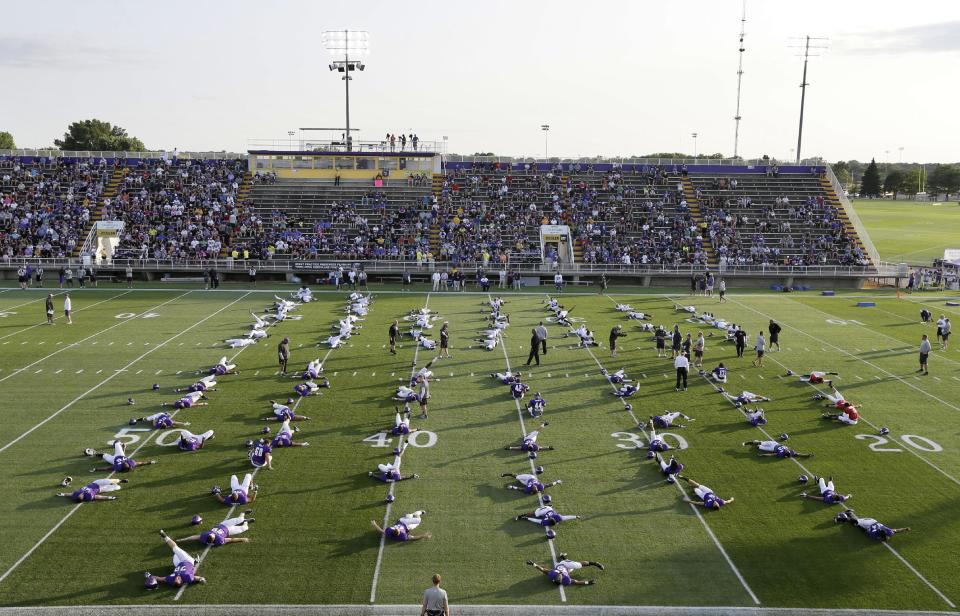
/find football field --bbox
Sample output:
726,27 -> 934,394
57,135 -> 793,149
0,283 -> 958,613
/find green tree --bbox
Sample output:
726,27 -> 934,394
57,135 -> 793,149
831,161 -> 851,189
903,168 -> 923,195
927,164 -> 960,200
883,169 -> 906,198
860,158 -> 882,197
0,131 -> 14,149
55,119 -> 146,151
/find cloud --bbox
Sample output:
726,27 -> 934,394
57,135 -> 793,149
0,37 -> 143,69
839,20 -> 960,55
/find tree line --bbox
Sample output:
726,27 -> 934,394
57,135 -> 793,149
0,120 -> 146,151
835,159 -> 960,200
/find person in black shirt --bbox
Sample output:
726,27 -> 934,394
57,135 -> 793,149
609,324 -> 626,358
278,337 -> 290,375
525,329 -> 540,366
671,326 -> 682,358
768,320 -> 782,352
655,326 -> 667,357
389,320 -> 399,355
681,333 -> 692,357
439,322 -> 450,358
734,328 -> 747,358
45,293 -> 55,325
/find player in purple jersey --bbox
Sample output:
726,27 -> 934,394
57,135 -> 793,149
649,411 -> 695,429
723,390 -> 771,405
248,439 -> 273,469
368,444 -> 420,482
680,477 -> 734,509
526,553 -> 603,586
526,392 -> 546,418
56,478 -> 126,502
130,412 -> 191,429
515,505 -> 581,526
177,429 -> 214,451
653,452 -> 685,482
371,510 -> 432,541
841,509 -> 910,541
174,374 -> 218,394
87,440 -> 157,473
163,391 -> 210,410
491,370 -> 521,385
209,356 -> 238,376
177,510 -> 255,546
294,378 -> 329,397
612,383 -> 639,397
271,419 -> 310,448
301,358 -> 324,380
601,367 -> 632,385
144,531 -> 206,589
745,408 -> 767,426
393,384 -> 421,403
389,407 -> 420,436
510,380 -> 530,400
501,472 -> 561,494
504,422 -> 554,453
643,421 -> 672,457
800,476 -> 851,505
212,473 -> 258,505
742,439 -> 813,459
262,400 -> 311,422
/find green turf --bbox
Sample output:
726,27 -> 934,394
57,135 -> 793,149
852,199 -> 960,264
0,285 -> 958,610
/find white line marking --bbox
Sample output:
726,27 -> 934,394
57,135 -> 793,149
883,543 -> 955,608
75,369 -> 83,374
0,291 -> 132,343
54,369 -> 62,374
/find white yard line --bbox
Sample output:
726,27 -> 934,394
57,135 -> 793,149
0,293 -> 249,456
0,292 -> 188,385
728,298 -> 960,415
883,544 -> 956,608
0,293 -> 258,586
369,294 -> 427,604
490,293 -> 566,603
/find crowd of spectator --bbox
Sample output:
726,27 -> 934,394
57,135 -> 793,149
0,158 -> 107,259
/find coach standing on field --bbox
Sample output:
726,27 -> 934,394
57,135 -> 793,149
45,293 -> 55,325
535,321 -> 548,356
525,328 -> 541,366
674,352 -> 689,391
919,334 -> 932,375
389,320 -> 399,355
768,319 -> 782,352
421,574 -> 450,616
278,337 -> 290,375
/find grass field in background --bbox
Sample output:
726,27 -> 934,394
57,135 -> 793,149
852,198 -> 960,264
0,283 -> 958,610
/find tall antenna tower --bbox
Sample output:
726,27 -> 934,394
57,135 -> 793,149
732,1 -> 746,159
790,35 -> 829,164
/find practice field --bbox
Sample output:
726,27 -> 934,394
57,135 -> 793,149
0,284 -> 959,612
852,198 -> 960,264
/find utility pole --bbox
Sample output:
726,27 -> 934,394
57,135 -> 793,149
541,124 -> 550,159
691,132 -> 699,158
791,35 -> 829,165
732,0 -> 746,158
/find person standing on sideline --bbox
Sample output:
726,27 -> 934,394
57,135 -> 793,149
525,328 -> 541,366
940,318 -> 951,351
675,352 -> 689,391
752,331 -> 765,367
389,320 -> 399,355
599,274 -> 608,294
126,265 -> 134,288
498,268 -> 506,289
45,293 -> 55,325
421,574 -> 450,616
439,322 -> 451,358
936,315 -> 945,345
671,325 -> 682,358
34,265 -> 44,288
609,324 -> 626,358
535,321 -> 548,356
768,320 -> 782,352
553,272 -> 563,293
63,293 -> 73,324
919,334 -> 931,375
431,270 -> 441,292
718,279 -> 726,302
734,327 -> 746,358
655,325 -> 667,357
248,266 -> 257,287
277,337 -> 290,375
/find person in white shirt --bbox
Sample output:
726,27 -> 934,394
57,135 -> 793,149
63,293 -> 73,324
752,332 -> 765,367
554,273 -> 563,293
674,353 -> 689,391
432,271 -> 441,292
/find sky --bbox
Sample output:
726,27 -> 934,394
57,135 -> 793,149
1,0 -> 958,163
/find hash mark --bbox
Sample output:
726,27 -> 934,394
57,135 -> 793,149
34,369 -> 42,374
855,375 -> 864,380
76,369 -> 83,373
55,369 -> 62,374
136,370 -> 143,375
96,370 -> 103,374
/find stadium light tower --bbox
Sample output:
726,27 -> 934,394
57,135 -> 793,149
691,132 -> 699,158
322,30 -> 369,152
541,124 -> 550,159
791,35 -> 829,164
732,0 -> 747,158
287,130 -> 295,150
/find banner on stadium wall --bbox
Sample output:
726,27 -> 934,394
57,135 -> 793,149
944,249 -> 960,266
540,224 -> 569,243
96,221 -> 124,237
292,261 -> 321,271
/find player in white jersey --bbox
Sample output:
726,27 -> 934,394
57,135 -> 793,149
302,358 -> 324,380
174,375 -> 218,394
225,337 -> 257,348
324,335 -> 345,348
615,303 -> 634,312
210,356 -> 238,376
626,311 -> 651,321
745,408 -> 767,426
674,304 -> 696,313
292,286 -> 313,302
601,367 -> 631,385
